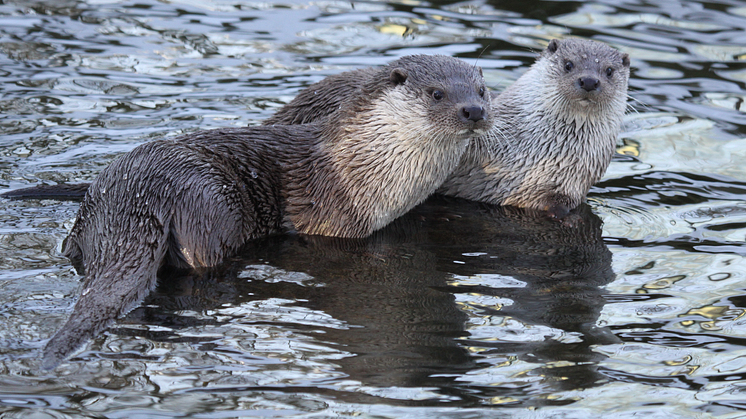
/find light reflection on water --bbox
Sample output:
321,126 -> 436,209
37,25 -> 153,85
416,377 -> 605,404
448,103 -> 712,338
1,0 -> 746,417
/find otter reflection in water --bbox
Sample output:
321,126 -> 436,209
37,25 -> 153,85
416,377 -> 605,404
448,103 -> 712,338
94,197 -> 616,406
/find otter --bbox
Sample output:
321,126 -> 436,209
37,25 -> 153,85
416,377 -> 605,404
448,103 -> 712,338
265,38 -> 631,218
440,38 -> 630,217
37,54 -> 492,368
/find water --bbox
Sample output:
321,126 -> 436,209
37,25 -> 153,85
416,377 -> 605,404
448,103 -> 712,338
1,0 -> 746,417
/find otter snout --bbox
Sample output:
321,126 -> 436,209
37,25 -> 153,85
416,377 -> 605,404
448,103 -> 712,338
459,105 -> 486,123
578,76 -> 600,92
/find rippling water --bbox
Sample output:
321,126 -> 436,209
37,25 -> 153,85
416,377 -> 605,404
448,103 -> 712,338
2,0 -> 746,417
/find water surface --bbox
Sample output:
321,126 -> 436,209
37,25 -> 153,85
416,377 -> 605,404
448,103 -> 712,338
2,0 -> 746,417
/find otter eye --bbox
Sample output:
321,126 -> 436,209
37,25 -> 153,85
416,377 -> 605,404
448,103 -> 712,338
606,67 -> 614,77
432,89 -> 444,101
478,86 -> 485,98
564,61 -> 574,72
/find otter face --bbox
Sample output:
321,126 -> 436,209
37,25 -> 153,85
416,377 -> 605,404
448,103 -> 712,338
387,55 -> 493,139
543,38 -> 630,112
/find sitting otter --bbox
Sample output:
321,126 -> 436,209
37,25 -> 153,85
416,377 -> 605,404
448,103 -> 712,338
37,54 -> 492,368
264,38 -> 631,217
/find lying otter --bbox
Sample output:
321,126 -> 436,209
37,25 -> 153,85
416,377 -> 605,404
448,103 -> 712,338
34,54 -> 492,368
265,38 -> 631,217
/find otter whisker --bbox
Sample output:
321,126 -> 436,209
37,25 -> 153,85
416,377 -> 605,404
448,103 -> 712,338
625,93 -> 651,114
474,45 -> 490,68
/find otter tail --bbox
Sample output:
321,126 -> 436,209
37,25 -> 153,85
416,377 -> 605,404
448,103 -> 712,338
42,225 -> 168,370
2,183 -> 91,201
41,263 -> 162,370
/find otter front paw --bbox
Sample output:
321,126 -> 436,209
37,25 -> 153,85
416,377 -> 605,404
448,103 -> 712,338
546,203 -> 571,219
539,193 -> 578,220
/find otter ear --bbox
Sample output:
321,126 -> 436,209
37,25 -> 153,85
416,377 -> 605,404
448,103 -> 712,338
621,53 -> 630,68
390,68 -> 408,85
546,39 -> 560,54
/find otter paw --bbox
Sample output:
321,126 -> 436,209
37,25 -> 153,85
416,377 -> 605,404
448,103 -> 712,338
545,203 -> 571,219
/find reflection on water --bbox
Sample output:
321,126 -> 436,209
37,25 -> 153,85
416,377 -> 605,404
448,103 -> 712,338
65,198 -> 614,410
2,0 -> 746,417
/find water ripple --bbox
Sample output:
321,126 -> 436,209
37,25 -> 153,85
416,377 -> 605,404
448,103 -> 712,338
2,0 -> 746,416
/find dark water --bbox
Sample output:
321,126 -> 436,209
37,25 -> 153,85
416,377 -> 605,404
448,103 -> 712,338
1,0 -> 746,417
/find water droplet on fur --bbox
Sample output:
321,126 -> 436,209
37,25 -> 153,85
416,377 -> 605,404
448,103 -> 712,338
117,239 -> 124,246
250,170 -> 258,178
82,288 -> 91,296
595,58 -> 599,63
136,193 -> 140,198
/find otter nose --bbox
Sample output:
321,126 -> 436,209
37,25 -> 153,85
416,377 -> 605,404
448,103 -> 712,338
578,77 -> 600,92
460,105 -> 485,122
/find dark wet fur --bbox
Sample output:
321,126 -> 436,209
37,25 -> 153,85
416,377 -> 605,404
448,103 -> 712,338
1,183 -> 89,201
265,67 -> 380,126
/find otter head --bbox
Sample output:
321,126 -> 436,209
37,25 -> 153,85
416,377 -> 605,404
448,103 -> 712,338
541,38 -> 630,116
382,54 -> 493,140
